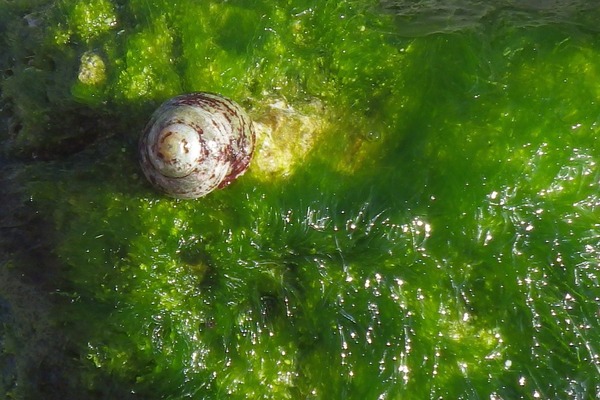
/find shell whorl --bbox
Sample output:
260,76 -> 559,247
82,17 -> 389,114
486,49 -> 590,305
139,92 -> 255,199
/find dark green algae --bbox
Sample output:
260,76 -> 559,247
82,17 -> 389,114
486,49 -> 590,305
2,0 -> 600,399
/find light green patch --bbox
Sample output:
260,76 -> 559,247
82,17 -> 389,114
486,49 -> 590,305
116,16 -> 181,100
69,0 -> 117,43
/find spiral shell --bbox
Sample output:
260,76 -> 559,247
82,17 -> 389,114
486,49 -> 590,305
139,92 -> 255,199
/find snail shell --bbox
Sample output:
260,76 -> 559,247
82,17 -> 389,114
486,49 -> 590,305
139,92 -> 255,199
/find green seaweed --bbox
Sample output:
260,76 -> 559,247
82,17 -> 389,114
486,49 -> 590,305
2,0 -> 600,399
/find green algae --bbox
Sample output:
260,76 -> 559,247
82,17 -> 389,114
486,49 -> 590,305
2,0 -> 600,399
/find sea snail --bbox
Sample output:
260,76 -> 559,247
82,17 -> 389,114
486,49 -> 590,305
139,92 -> 255,199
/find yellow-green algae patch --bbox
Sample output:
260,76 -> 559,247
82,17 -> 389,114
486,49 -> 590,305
251,97 -> 328,181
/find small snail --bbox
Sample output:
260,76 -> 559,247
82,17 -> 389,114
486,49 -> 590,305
139,92 -> 255,199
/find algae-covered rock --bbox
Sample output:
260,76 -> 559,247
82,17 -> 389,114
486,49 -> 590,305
2,0 -> 600,399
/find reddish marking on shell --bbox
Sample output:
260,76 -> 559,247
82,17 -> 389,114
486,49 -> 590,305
161,131 -> 173,141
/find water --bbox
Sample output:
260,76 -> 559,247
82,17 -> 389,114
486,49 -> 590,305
381,0 -> 600,36
2,0 -> 600,399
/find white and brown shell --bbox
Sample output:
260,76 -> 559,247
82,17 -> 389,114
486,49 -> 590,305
139,92 -> 255,199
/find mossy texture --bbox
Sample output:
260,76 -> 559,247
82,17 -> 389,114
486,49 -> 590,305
2,0 -> 600,399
